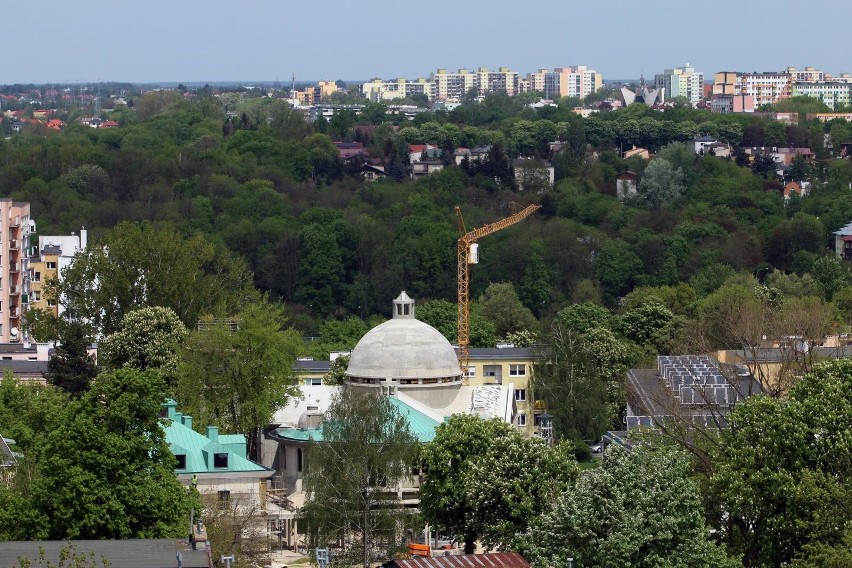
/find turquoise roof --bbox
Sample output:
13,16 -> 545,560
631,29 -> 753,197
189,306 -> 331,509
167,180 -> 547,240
273,397 -> 439,444
161,401 -> 271,475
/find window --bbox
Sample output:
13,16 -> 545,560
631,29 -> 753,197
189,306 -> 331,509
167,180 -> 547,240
213,453 -> 229,468
32,271 -> 40,282
304,378 -> 321,386
517,413 -> 527,426
514,389 -> 527,402
31,291 -> 40,302
464,365 -> 475,378
218,490 -> 230,504
46,262 -> 56,270
297,448 -> 303,472
509,364 -> 526,376
175,454 -> 187,469
47,299 -> 57,307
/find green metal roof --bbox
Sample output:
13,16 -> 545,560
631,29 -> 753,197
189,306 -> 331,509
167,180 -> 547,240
273,397 -> 439,444
161,401 -> 270,475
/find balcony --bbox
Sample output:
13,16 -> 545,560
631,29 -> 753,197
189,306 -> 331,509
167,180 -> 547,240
9,286 -> 19,296
9,217 -> 19,228
8,240 -> 17,251
9,306 -> 18,318
8,263 -> 18,274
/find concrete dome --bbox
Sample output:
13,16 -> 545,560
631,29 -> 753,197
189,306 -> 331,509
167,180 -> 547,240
346,292 -> 462,383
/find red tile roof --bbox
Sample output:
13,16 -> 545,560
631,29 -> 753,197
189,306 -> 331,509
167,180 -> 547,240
385,553 -> 530,568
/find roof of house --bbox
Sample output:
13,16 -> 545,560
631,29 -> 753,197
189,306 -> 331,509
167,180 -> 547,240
162,400 -> 272,476
384,552 -> 530,568
0,360 -> 48,377
0,539 -> 209,568
834,221 -> 852,237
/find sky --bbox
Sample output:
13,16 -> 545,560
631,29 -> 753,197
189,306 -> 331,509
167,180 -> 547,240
4,0 -> 850,85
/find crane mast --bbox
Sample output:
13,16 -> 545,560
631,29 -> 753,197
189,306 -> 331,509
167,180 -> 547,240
456,203 -> 541,376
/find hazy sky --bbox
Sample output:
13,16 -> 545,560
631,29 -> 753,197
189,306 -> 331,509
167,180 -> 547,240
5,0 -> 850,84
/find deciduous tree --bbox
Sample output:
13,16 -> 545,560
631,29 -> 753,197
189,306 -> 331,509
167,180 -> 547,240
302,389 -> 417,568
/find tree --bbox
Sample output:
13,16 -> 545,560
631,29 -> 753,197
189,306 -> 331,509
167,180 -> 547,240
640,158 -> 686,209
534,312 -> 639,441
463,436 -> 577,550
617,297 -> 680,354
711,359 -> 852,567
521,446 -> 739,568
416,298 -> 496,348
419,415 -> 515,553
477,283 -> 538,339
44,321 -> 98,397
302,388 -> 417,568
176,300 -> 302,460
98,306 -> 187,373
30,368 -> 196,539
54,222 -> 252,335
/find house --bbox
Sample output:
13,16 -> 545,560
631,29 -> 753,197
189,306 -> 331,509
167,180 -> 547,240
45,119 -> 64,130
101,120 -> 119,128
469,145 -> 492,162
361,163 -> 388,182
692,135 -> 720,155
834,220 -> 852,261
408,144 -> 441,163
161,400 -> 274,509
783,181 -> 808,200
616,171 -> 638,199
623,146 -> 650,160
411,160 -> 444,177
334,141 -> 367,161
512,158 -> 554,191
453,147 -> 471,165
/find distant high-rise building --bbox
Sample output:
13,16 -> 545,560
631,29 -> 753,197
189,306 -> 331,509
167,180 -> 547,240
524,66 -> 603,100
655,64 -> 705,107
0,200 -> 32,343
29,228 -> 87,319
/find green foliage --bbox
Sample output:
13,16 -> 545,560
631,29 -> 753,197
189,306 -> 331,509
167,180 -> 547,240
31,368 -> 196,539
302,389 -> 417,568
419,415 -> 576,553
639,157 -> 686,209
57,222 -> 252,335
617,297 -> 680,354
98,306 -> 188,372
477,282 -> 538,338
415,299 -> 497,348
45,321 -> 98,397
176,300 -> 301,459
322,355 -> 350,385
522,446 -> 739,568
711,359 -> 852,566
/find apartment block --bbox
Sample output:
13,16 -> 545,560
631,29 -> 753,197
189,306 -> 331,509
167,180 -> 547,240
655,64 -> 705,107
431,68 -> 478,101
28,229 -> 87,318
523,66 -> 603,100
741,72 -> 791,107
0,200 -> 32,343
792,82 -> 852,110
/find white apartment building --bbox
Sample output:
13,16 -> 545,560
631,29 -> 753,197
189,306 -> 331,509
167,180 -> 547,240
655,64 -> 705,107
361,78 -> 435,102
741,73 -> 791,107
792,82 -> 852,110
431,68 -> 478,101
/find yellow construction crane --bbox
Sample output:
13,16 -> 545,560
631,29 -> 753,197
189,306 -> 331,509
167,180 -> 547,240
455,203 -> 541,375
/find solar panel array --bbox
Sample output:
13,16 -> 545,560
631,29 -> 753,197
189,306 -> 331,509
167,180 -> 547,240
657,355 -> 745,407
625,416 -> 653,429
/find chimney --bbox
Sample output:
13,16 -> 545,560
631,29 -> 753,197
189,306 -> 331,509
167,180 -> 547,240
182,415 -> 193,429
206,425 -> 219,443
79,226 -> 87,251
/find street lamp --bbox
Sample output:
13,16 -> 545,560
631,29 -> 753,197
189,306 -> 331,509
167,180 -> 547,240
567,558 -> 573,568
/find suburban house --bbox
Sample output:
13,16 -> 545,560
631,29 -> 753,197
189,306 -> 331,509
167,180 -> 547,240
834,220 -> 852,261
512,158 -> 554,191
616,171 -> 638,199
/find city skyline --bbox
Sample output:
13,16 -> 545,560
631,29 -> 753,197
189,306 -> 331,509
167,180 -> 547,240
3,0 -> 850,85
